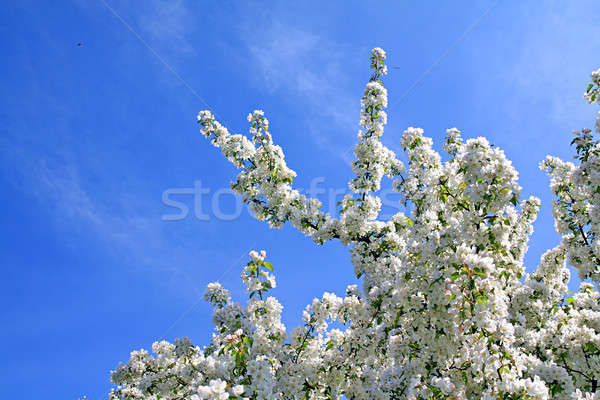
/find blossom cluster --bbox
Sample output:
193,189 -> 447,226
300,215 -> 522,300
109,49 -> 600,399
585,67 -> 600,134
350,46 -> 403,194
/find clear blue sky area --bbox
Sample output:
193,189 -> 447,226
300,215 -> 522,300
1,1 -> 599,398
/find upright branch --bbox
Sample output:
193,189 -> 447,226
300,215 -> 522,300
540,67 -> 600,286
349,47 -> 404,196
196,109 -> 338,244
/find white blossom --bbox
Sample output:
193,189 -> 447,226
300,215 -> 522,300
108,48 -> 600,400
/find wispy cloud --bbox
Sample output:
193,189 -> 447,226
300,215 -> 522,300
487,2 -> 600,134
238,21 -> 363,164
138,0 -> 195,54
0,127 -> 214,299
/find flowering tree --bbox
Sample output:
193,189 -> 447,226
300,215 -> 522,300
109,49 -> 600,400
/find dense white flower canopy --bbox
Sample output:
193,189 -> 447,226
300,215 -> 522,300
108,49 -> 600,400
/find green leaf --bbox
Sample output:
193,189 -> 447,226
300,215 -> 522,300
263,261 -> 274,272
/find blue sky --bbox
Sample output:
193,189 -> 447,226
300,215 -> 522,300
1,1 -> 599,398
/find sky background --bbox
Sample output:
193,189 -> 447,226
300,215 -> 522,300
1,1 -> 599,398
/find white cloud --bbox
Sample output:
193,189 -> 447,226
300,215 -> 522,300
239,21 -> 364,164
0,131 -> 214,298
476,1 -> 600,136
138,0 -> 195,53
